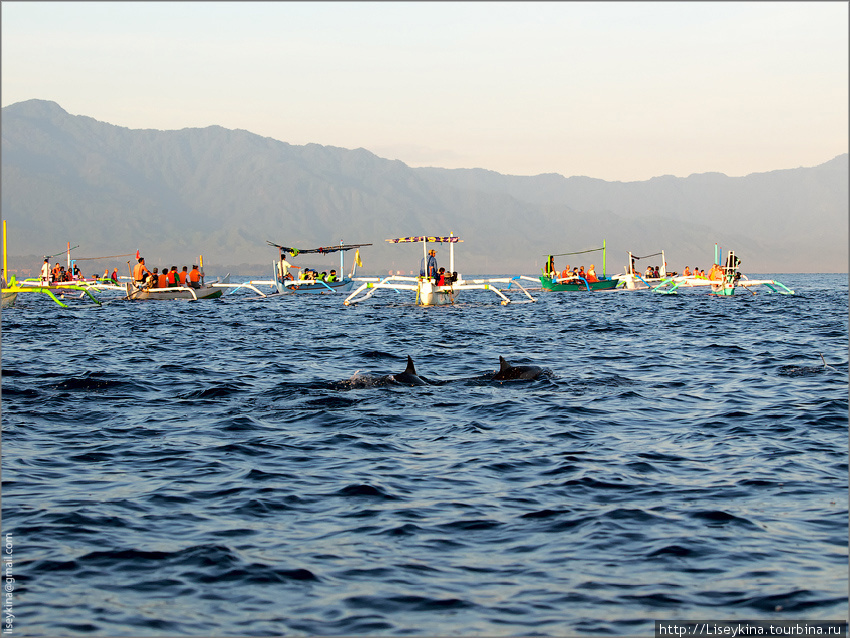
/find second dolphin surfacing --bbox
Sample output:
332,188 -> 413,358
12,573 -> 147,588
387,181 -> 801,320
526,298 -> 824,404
491,356 -> 544,381
390,355 -> 431,386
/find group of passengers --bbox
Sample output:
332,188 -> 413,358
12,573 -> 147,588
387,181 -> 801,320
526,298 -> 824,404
40,259 -> 86,284
132,257 -> 202,289
278,253 -> 340,284
682,266 -> 709,279
297,268 -> 339,283
420,250 -> 457,286
547,262 -> 600,283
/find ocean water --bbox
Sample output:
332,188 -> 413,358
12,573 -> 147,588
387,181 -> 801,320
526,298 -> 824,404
1,273 -> 847,636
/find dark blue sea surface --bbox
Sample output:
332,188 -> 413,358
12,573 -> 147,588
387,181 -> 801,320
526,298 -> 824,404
2,273 -> 847,636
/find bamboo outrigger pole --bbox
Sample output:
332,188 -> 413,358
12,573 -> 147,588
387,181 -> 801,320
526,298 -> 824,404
3,220 -> 7,285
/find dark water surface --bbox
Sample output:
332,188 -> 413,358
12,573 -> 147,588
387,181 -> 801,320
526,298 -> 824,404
2,274 -> 847,636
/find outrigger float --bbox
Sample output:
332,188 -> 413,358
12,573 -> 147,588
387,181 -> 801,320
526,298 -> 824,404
650,247 -> 794,295
344,235 -> 536,306
529,241 -> 620,291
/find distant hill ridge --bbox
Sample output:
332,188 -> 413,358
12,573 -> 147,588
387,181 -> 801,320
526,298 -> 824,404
2,99 -> 846,274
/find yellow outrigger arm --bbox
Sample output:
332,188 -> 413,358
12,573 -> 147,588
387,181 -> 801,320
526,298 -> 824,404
3,276 -> 102,308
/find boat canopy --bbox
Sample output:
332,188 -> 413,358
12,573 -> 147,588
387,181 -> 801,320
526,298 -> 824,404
546,245 -> 604,258
267,241 -> 372,256
386,236 -> 463,244
545,240 -> 608,276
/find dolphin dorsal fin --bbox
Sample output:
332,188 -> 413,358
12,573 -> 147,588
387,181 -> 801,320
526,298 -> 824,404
499,356 -> 511,371
405,355 -> 416,375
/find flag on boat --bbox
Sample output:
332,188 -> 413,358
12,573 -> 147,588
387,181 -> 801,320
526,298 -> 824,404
135,249 -> 140,260
386,236 -> 463,243
355,249 -> 363,267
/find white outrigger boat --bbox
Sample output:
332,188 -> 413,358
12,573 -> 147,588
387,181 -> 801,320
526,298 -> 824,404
266,240 -> 371,294
125,280 -> 224,300
650,247 -> 794,295
1,223 -> 103,308
125,255 -> 226,300
343,235 -> 536,306
615,249 -> 671,290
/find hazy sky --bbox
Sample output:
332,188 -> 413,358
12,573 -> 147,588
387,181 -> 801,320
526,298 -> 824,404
2,1 -> 847,182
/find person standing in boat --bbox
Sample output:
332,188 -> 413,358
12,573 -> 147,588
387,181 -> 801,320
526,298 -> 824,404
426,249 -> 438,283
40,258 -> 50,285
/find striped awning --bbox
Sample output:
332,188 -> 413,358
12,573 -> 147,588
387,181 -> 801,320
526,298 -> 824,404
386,236 -> 463,244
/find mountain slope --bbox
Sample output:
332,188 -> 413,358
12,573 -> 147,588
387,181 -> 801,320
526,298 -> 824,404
2,99 -> 846,274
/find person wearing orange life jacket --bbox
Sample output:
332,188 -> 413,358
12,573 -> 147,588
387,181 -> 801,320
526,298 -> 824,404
188,265 -> 201,289
149,268 -> 160,288
180,266 -> 188,285
708,263 -> 723,281
169,266 -> 181,287
586,264 -> 599,283
157,268 -> 168,289
164,266 -> 178,287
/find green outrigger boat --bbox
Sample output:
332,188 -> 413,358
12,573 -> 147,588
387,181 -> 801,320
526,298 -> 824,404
540,241 -> 620,292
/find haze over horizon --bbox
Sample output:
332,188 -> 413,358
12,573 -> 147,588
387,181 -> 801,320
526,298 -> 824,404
2,1 -> 847,183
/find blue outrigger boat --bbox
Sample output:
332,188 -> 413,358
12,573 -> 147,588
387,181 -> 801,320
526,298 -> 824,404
268,241 -> 371,294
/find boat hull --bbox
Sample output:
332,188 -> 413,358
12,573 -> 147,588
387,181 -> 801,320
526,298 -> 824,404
540,277 -> 619,292
126,282 -> 223,300
276,277 -> 355,294
417,281 -> 460,306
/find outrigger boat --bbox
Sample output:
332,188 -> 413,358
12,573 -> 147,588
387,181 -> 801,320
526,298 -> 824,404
2,277 -> 103,307
344,234 -> 536,306
125,280 -> 224,300
651,246 -> 794,295
125,255 -> 224,300
532,241 -> 620,291
1,222 -> 102,308
615,249 -> 671,290
266,240 -> 372,294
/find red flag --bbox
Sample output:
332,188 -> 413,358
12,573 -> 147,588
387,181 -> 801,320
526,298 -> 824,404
135,249 -> 140,260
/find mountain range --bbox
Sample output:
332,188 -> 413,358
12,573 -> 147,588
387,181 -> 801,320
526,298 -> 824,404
1,99 -> 847,276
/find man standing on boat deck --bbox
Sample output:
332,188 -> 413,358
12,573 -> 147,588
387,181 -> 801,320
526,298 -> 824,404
40,258 -> 50,285
426,249 -> 438,283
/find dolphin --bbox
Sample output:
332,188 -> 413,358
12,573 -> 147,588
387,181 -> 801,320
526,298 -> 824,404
491,356 -> 544,381
390,356 -> 430,386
